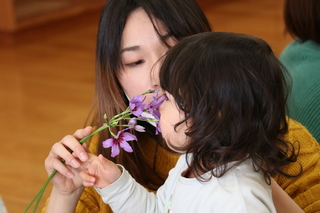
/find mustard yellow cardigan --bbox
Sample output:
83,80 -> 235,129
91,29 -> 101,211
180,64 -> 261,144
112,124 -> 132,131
44,118 -> 320,212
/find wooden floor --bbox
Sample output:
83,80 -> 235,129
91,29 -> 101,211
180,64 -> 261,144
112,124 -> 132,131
0,0 -> 293,212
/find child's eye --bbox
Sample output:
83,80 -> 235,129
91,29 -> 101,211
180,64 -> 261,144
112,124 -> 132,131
127,60 -> 144,67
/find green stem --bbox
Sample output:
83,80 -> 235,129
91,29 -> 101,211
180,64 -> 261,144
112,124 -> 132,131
24,89 -> 155,212
79,125 -> 108,144
24,125 -> 108,212
109,112 -> 131,125
142,89 -> 155,95
23,170 -> 57,213
109,128 -> 116,138
109,108 -> 130,120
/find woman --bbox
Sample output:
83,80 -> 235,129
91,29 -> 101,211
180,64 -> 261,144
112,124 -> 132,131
44,0 -> 320,212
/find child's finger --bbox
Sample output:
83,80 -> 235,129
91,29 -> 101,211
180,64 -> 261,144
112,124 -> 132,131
97,154 -> 122,183
97,154 -> 110,170
79,169 -> 96,187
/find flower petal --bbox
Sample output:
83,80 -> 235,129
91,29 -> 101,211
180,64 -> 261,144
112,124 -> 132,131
128,118 -> 137,126
156,122 -> 162,135
152,95 -> 167,109
119,140 -> 133,153
131,108 -> 144,117
148,108 -> 161,120
129,95 -> 146,109
111,144 -> 120,157
102,138 -> 115,148
134,125 -> 145,132
121,132 -> 137,142
147,94 -> 166,120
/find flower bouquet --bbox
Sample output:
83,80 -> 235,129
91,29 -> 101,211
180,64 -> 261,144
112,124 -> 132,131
24,89 -> 166,213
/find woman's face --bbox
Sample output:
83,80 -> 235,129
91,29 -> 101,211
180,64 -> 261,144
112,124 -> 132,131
159,93 -> 188,152
119,8 -> 176,103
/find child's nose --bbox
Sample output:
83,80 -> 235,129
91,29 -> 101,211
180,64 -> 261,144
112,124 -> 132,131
157,89 -> 165,98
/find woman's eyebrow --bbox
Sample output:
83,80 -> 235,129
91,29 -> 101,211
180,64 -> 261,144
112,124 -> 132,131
120,45 -> 140,53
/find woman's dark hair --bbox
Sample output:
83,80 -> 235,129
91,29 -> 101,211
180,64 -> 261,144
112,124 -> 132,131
284,0 -> 320,43
160,31 -> 301,183
86,0 -> 212,190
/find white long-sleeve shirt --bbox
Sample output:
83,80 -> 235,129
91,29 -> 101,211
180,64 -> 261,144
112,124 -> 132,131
95,154 -> 276,213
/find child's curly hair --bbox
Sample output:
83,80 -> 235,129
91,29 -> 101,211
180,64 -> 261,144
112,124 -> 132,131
159,31 -> 301,183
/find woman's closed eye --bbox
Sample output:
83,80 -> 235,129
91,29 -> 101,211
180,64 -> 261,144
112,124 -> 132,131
126,60 -> 145,68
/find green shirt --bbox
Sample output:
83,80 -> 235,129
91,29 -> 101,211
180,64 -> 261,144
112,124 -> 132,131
280,39 -> 320,143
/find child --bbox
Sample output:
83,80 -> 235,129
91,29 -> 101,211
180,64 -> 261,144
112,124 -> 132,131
79,32 -> 302,212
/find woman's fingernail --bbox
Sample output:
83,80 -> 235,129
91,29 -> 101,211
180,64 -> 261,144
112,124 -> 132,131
67,172 -> 74,178
79,152 -> 88,161
71,159 -> 80,167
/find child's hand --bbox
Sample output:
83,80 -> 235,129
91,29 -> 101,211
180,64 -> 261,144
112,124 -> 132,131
80,154 -> 122,189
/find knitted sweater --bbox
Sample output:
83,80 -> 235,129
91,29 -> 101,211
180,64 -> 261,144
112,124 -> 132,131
280,39 -> 320,142
43,118 -> 320,212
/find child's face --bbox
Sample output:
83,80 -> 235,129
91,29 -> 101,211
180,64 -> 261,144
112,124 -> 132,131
159,93 -> 188,152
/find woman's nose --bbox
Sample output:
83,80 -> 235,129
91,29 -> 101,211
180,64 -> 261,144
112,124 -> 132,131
150,67 -> 161,90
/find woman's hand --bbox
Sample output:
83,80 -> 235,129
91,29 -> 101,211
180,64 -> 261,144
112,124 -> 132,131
44,126 -> 92,195
80,154 -> 122,189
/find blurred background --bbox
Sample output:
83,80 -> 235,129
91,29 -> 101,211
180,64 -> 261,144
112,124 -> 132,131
0,0 -> 293,212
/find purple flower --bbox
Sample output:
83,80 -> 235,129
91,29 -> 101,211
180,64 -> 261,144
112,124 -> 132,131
155,122 -> 162,135
102,131 -> 137,157
128,118 -> 145,132
129,95 -> 147,118
147,93 -> 167,119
